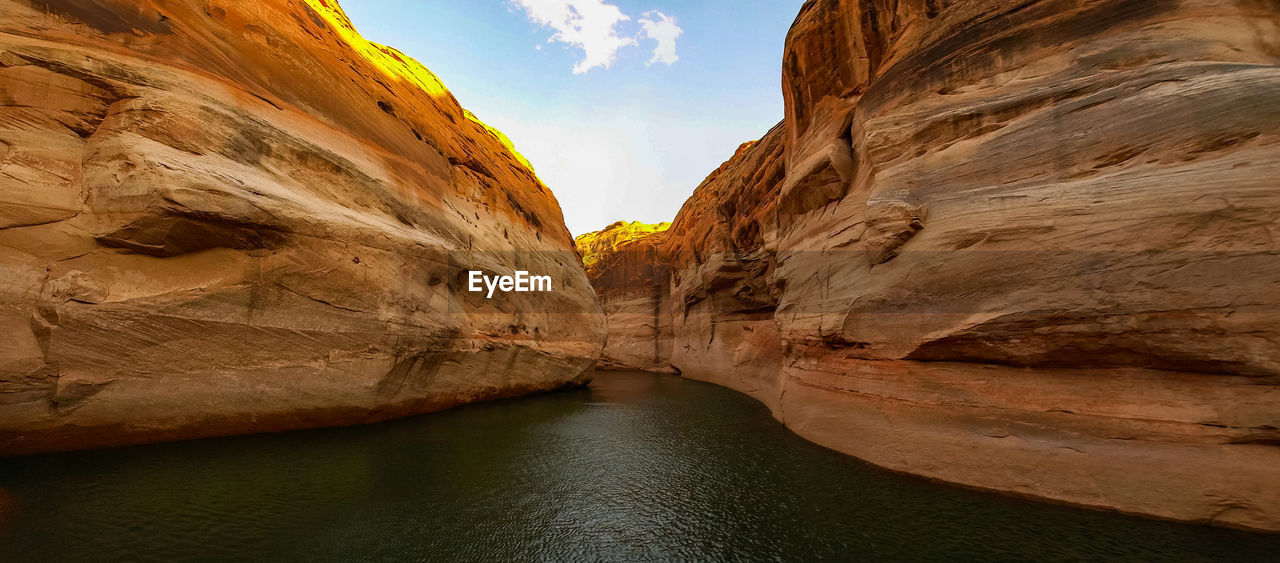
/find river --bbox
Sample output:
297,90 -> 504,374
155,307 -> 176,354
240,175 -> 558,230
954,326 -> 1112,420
1,371 -> 1275,561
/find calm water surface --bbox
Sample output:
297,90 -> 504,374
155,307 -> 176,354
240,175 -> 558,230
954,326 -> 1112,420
1,371 -> 1276,561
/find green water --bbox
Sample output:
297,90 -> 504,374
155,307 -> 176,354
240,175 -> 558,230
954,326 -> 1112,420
0,371 -> 1275,561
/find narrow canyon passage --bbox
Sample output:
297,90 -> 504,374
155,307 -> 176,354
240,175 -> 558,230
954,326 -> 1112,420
1,0 -> 1277,554
1,372 -> 1276,561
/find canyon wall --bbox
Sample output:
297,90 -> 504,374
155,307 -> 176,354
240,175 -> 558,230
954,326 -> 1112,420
0,0 -> 605,455
588,0 -> 1280,531
663,130 -> 788,404
575,222 -> 675,372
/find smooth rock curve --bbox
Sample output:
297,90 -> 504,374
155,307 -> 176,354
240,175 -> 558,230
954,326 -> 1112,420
0,0 -> 606,456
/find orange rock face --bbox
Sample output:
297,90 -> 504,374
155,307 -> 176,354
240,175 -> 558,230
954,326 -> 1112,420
663,130 -> 788,402
771,0 -> 1280,531
0,0 -> 605,455
585,0 -> 1280,531
574,222 -> 675,372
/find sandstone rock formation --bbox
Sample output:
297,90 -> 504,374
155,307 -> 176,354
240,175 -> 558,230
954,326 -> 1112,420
574,221 -> 675,372
0,0 -> 605,456
663,130 -> 788,403
586,0 -> 1280,531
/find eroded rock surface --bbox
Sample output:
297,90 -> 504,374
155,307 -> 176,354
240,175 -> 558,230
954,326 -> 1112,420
663,130 -> 788,404
575,221 -> 674,372
0,0 -> 605,455
585,0 -> 1280,531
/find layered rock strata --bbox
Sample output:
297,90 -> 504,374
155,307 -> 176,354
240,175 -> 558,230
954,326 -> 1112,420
663,130 -> 788,404
575,221 -> 675,372
587,0 -> 1280,531
0,0 -> 605,456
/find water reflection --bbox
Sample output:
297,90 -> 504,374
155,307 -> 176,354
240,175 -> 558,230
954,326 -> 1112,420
1,372 -> 1276,561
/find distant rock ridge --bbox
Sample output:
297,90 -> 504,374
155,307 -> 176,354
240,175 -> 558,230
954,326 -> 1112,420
581,0 -> 1280,531
575,221 -> 671,278
574,221 -> 675,372
0,0 -> 605,456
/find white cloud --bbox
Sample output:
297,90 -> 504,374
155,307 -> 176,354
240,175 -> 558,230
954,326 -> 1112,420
638,11 -> 681,66
510,0 -> 636,74
511,1 -> 682,73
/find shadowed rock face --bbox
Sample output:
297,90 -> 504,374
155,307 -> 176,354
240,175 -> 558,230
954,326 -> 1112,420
584,0 -> 1280,531
574,222 -> 675,372
0,0 -> 605,455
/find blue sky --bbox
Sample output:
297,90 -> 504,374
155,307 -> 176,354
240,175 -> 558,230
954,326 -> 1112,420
341,0 -> 805,235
